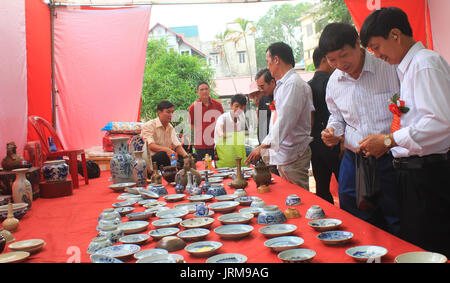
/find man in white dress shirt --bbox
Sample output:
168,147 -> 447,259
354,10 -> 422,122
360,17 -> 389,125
246,42 -> 314,190
319,23 -> 401,235
359,7 -> 450,257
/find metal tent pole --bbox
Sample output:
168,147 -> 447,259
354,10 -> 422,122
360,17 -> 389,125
50,0 -> 57,130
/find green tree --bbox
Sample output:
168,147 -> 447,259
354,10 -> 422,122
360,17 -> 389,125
140,38 -> 216,122
255,2 -> 313,70
314,0 -> 354,32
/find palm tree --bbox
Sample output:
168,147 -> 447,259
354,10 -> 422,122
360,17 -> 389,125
212,29 -> 237,93
229,18 -> 256,81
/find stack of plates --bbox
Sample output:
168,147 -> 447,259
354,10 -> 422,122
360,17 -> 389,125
8,239 -> 46,254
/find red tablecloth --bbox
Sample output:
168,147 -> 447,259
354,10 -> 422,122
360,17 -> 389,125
2,167 -> 424,263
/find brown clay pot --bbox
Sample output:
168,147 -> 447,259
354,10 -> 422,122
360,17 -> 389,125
160,165 -> 177,183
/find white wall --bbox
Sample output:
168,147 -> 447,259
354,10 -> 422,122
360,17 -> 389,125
429,0 -> 450,63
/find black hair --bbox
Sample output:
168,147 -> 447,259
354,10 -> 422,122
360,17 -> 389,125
312,47 -> 326,69
266,42 -> 295,67
157,100 -> 174,111
197,81 -> 209,90
319,23 -> 359,55
360,7 -> 413,48
255,68 -> 274,84
231,94 -> 247,107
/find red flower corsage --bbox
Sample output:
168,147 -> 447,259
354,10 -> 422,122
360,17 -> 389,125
268,101 -> 276,111
389,93 -> 409,133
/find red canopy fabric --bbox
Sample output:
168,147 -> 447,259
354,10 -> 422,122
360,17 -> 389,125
344,0 -> 433,49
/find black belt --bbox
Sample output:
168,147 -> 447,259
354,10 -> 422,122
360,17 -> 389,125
393,151 -> 450,169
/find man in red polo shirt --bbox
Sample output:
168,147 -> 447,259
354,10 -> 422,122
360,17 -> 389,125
189,81 -> 224,162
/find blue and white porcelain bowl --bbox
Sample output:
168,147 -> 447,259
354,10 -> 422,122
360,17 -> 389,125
185,241 -> 222,257
305,205 -> 325,219
345,245 -> 388,262
42,160 -> 69,182
90,254 -> 123,263
206,184 -> 227,197
285,194 -> 301,206
278,248 -> 316,263
257,205 -> 287,225
317,231 -> 354,245
195,203 -> 209,217
87,236 -> 113,255
95,244 -> 141,259
147,184 -> 168,196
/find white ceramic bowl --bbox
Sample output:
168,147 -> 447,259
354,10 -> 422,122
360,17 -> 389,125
394,251 -> 447,263
217,213 -> 253,225
307,218 -> 342,232
180,217 -> 215,229
264,236 -> 304,252
206,253 -> 247,263
345,245 -> 388,262
185,241 -> 223,257
278,248 -> 316,263
148,227 -> 180,240
151,217 -> 182,229
177,228 -> 210,242
214,224 -> 254,240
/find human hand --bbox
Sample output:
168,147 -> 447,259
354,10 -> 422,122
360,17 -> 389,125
358,134 -> 388,159
245,146 -> 262,165
321,127 -> 344,147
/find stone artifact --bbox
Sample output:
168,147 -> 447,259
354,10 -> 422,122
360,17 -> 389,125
1,142 -> 25,171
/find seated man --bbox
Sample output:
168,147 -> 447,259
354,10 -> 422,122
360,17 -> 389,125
214,94 -> 247,168
141,100 -> 188,170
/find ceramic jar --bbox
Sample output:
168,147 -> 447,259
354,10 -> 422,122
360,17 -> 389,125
206,184 -> 226,197
160,165 -> 177,183
11,168 -> 33,209
132,151 -> 147,187
110,137 -> 134,184
97,223 -> 124,244
230,157 -> 248,189
42,160 -> 69,182
305,205 -> 325,219
257,205 -> 287,225
87,236 -> 113,255
201,171 -> 211,193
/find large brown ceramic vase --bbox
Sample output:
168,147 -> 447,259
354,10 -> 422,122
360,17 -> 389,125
230,157 -> 247,189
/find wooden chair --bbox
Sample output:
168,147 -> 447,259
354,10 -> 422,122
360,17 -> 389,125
28,115 -> 88,188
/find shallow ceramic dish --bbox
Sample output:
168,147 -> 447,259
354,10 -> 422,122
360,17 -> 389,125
214,224 -> 254,240
139,190 -> 160,199
133,248 -> 168,260
235,196 -> 253,206
112,200 -> 137,208
308,218 -> 342,232
317,231 -> 353,245
206,253 -> 247,263
148,227 -> 180,240
151,217 -> 182,229
156,208 -> 189,219
126,211 -> 152,221
217,213 -> 253,225
119,234 -> 150,245
117,193 -> 142,201
174,202 -> 205,214
143,200 -> 167,208
145,206 -> 169,216
259,224 -> 297,238
180,217 -> 215,229
278,248 -> 316,263
90,254 -> 123,263
125,186 -> 141,195
177,228 -> 210,241
8,239 -> 45,252
239,207 -> 262,216
138,199 -> 158,206
163,194 -> 186,202
264,236 -> 304,252
394,251 -> 447,263
114,206 -> 134,216
185,241 -> 223,257
136,253 -> 184,263
109,182 -> 135,192
208,201 -> 239,213
0,251 -> 30,263
212,172 -> 231,178
118,221 -> 149,234
208,177 -> 224,183
188,194 -> 214,202
215,194 -> 237,202
345,245 -> 388,262
95,244 -> 140,259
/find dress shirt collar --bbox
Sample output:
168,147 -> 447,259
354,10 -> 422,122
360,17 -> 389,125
276,68 -> 296,86
337,49 -> 375,81
155,117 -> 172,130
397,41 -> 425,81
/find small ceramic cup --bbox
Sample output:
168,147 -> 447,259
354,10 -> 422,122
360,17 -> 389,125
285,194 -> 301,206
195,204 -> 209,217
234,189 -> 247,198
87,236 -> 113,255
305,205 -> 325,219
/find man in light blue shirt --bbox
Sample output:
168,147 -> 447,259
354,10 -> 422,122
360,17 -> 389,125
246,42 -> 313,190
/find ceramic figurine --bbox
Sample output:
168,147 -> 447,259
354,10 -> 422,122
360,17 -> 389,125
11,168 -> 33,209
1,203 -> 19,232
132,151 -> 147,187
42,160 -> 69,182
110,137 -> 134,184
1,142 -> 24,171
230,157 -> 247,189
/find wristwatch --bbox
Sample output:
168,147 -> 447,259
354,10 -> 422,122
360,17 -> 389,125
384,134 -> 393,148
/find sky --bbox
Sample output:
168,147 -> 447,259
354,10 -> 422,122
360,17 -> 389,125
149,0 -> 319,41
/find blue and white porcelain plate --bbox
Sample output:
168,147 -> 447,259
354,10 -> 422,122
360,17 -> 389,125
136,253 -> 184,263
317,231 -> 354,245
90,254 -> 123,263
206,253 -> 247,263
163,194 -> 186,202
177,228 -> 210,241
156,208 -> 189,219
188,194 -> 214,202
208,201 -> 239,213
180,217 -> 215,229
217,213 -> 253,225
112,200 -> 137,208
239,207 -> 262,216
214,194 -> 237,202
174,202 -> 204,213
118,221 -> 149,234
139,189 -> 160,199
185,241 -> 223,257
214,224 -> 254,239
151,217 -> 182,228
119,234 -> 150,245
278,248 -> 316,263
264,236 -> 305,252
114,206 -> 134,215
95,244 -> 140,259
148,227 -> 180,240
259,224 -> 297,238
345,245 -> 388,262
133,249 -> 168,260
308,218 -> 342,232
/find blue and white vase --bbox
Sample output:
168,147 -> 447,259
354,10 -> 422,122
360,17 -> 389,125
11,168 -> 33,209
42,160 -> 69,182
132,151 -> 147,187
110,137 -> 134,184
175,174 -> 185,194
